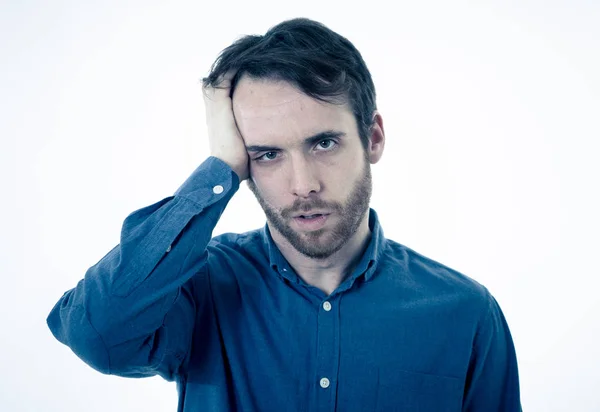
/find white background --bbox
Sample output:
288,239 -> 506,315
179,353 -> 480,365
1,0 -> 599,411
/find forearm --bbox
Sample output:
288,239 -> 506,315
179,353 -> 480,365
46,157 -> 239,378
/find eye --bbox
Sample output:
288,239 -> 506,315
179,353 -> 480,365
256,151 -> 279,162
316,139 -> 336,150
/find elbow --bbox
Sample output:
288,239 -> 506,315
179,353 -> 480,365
47,298 -> 111,375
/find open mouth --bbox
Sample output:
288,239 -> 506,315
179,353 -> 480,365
292,213 -> 329,230
297,214 -> 325,220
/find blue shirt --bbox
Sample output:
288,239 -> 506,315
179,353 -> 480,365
47,156 -> 521,411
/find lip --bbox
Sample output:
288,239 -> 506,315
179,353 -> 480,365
293,210 -> 330,218
292,213 -> 330,231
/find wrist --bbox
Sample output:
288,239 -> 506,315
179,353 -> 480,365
210,154 -> 247,181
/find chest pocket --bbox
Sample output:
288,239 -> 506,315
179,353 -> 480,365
375,367 -> 464,412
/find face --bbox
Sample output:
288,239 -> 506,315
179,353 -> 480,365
232,76 -> 383,259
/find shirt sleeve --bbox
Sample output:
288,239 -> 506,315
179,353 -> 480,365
462,291 -> 522,411
46,156 -> 239,381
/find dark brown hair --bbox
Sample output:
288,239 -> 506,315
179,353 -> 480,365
203,17 -> 377,149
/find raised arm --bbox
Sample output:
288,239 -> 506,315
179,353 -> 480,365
47,157 -> 239,380
47,70 -> 249,381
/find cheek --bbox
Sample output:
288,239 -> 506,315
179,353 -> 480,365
333,161 -> 366,198
327,155 -> 360,183
251,171 -> 289,205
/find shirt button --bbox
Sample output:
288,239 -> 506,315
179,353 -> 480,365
322,301 -> 332,311
213,185 -> 224,194
319,377 -> 330,389
166,245 -> 171,253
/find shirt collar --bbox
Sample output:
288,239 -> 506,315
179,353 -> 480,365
261,208 -> 386,284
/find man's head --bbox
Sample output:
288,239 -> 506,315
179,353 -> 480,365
203,17 -> 377,150
204,18 -> 385,259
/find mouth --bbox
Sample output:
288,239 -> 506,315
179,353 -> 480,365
294,212 -> 329,219
292,213 -> 331,230
294,210 -> 329,220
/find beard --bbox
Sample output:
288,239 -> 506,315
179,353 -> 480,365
247,159 -> 372,260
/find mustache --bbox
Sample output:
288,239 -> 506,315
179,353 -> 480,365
281,199 -> 343,218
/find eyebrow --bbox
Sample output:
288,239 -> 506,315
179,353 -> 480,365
245,130 -> 347,153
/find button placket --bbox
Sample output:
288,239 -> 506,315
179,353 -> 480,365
314,296 -> 339,411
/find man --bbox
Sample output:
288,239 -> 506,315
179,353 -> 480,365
47,17 -> 521,411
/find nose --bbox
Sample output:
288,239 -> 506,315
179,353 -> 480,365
289,156 -> 321,198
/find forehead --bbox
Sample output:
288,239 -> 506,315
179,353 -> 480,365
232,76 -> 355,143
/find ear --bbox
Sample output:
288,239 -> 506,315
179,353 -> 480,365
366,111 -> 385,164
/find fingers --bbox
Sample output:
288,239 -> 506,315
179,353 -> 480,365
200,68 -> 249,180
203,69 -> 238,100
217,69 -> 238,88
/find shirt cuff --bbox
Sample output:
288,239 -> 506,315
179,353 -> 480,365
174,156 -> 240,207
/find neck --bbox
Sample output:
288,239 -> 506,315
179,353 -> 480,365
269,210 -> 372,295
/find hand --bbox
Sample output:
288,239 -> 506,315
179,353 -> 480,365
202,70 -> 249,181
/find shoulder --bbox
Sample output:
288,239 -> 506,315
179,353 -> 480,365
208,228 -> 263,253
204,228 -> 269,278
380,239 -> 492,313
